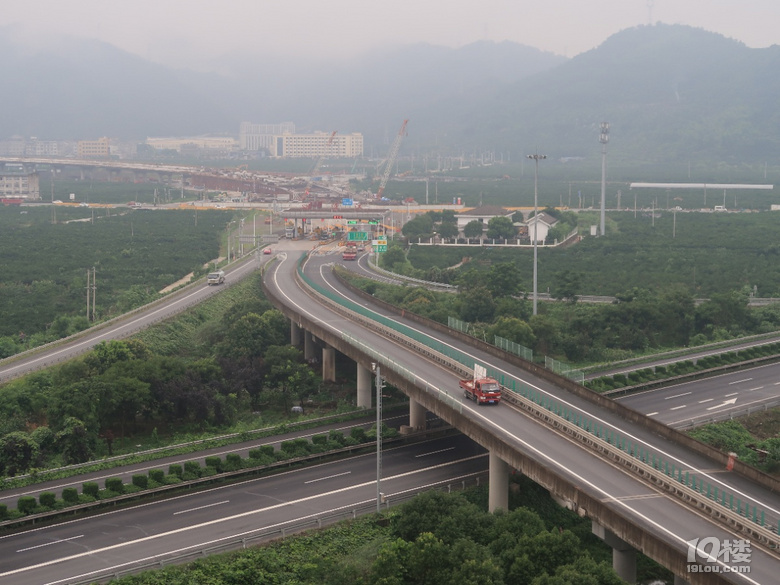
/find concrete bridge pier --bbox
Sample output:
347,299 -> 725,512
400,399 -> 426,434
409,399 -> 426,430
290,321 -> 302,347
488,451 -> 509,512
304,331 -> 317,361
322,345 -> 336,382
356,363 -> 372,408
592,521 -> 636,584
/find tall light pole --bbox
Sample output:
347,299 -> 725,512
372,362 -> 384,513
599,122 -> 609,236
527,153 -> 546,316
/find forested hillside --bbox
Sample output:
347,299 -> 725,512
3,24 -> 779,164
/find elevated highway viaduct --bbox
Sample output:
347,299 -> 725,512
263,249 -> 780,585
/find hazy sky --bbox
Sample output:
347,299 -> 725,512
5,1 -> 780,70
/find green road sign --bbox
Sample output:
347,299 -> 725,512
348,231 -> 369,241
374,244 -> 387,252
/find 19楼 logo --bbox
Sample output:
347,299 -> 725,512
687,537 -> 751,574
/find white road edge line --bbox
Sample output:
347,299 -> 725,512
173,500 -> 230,515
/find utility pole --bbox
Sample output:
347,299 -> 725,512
86,269 -> 90,320
86,267 -> 96,321
92,267 -> 96,322
527,153 -> 546,316
372,363 -> 384,513
599,122 -> 609,236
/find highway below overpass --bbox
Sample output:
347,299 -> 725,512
0,435 -> 487,585
262,245 -> 780,584
618,363 -> 780,429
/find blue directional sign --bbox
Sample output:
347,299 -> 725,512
342,198 -> 354,206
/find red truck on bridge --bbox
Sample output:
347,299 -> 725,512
460,364 -> 501,405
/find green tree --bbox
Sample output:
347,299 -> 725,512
486,216 -> 515,239
464,220 -> 484,239
460,285 -> 496,323
550,271 -> 581,303
84,340 -> 139,374
99,373 -> 152,438
437,221 -> 459,240
380,243 -> 407,271
486,262 -> 524,298
401,215 -> 434,240
488,316 -> 536,348
56,417 -> 94,464
0,431 -> 39,476
263,346 -> 319,412
529,314 -> 560,356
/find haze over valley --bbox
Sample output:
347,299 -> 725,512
1,22 -> 779,167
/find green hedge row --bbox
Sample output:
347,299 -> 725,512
587,342 -> 780,392
1,426 -> 398,521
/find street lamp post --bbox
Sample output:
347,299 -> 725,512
599,122 -> 609,236
527,153 -> 546,316
372,363 -> 384,513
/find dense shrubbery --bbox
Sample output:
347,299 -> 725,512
348,246 -> 780,365
0,271 -> 342,478
587,342 -> 780,392
6,427 -> 397,517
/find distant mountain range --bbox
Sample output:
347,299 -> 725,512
1,23 -> 778,165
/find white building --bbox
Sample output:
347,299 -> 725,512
146,136 -> 238,153
239,122 -> 296,151
0,170 -> 40,200
271,132 -> 364,158
456,205 -> 515,233
525,212 -> 560,243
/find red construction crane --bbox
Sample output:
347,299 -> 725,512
376,119 -> 408,199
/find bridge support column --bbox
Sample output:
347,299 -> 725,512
409,399 -> 426,430
488,451 -> 509,512
592,522 -> 636,584
400,399 -> 426,435
290,321 -> 302,347
356,363 -> 372,408
322,346 -> 336,382
304,331 -> 317,361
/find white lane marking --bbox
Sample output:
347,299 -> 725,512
305,253 -> 780,518
304,472 -> 351,484
5,457 -> 485,582
724,392 -> 739,397
746,386 -> 764,392
646,412 -> 658,416
17,536 -> 84,553
707,398 -> 738,411
698,399 -> 714,404
173,500 -> 229,515
415,447 -> 456,458
664,392 -> 691,400
670,405 -> 687,411
729,378 -> 752,385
